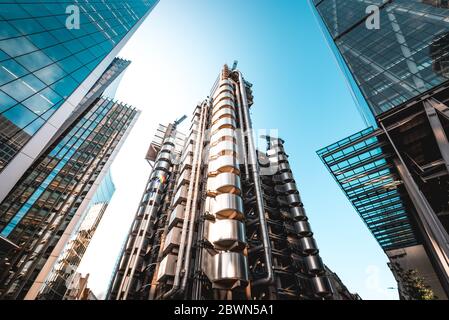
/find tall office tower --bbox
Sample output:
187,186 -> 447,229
0,0 -> 159,203
311,0 -> 449,298
0,57 -> 140,300
108,65 -> 355,300
35,170 -> 116,300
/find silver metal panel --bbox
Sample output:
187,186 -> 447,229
202,251 -> 249,290
311,276 -> 332,297
210,128 -> 237,146
163,137 -> 176,146
208,155 -> 240,176
168,204 -> 185,230
299,237 -> 319,255
275,182 -> 297,194
155,160 -> 171,172
294,220 -> 313,237
212,81 -> 233,99
286,193 -> 301,206
212,99 -> 236,113
213,91 -> 234,105
209,140 -> 237,158
173,185 -> 188,206
207,172 -> 241,195
156,151 -> 172,163
157,254 -> 178,282
278,162 -> 291,173
176,170 -> 191,192
211,117 -> 236,133
305,255 -> 325,275
211,107 -> 236,124
180,155 -> 193,174
279,172 -> 294,183
160,144 -> 175,153
162,227 -> 182,256
204,219 -> 246,251
267,146 -> 285,156
150,170 -> 168,182
210,194 -> 244,219
270,154 -> 288,163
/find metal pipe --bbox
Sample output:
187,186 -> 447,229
232,79 -> 250,181
162,103 -> 206,299
235,70 -> 274,286
180,101 -> 208,294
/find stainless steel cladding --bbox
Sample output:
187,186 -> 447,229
204,219 -> 246,251
206,193 -> 244,219
299,237 -> 319,255
162,227 -> 182,256
202,251 -> 249,290
157,254 -> 178,282
304,255 -> 325,275
109,127 -> 182,300
294,221 -> 313,237
311,276 -> 333,298
208,156 -> 240,176
109,65 -> 354,301
201,76 -> 249,291
168,204 -> 185,230
207,172 -> 242,196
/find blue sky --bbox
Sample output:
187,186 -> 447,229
79,0 -> 398,300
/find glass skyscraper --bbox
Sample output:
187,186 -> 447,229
312,0 -> 449,116
312,0 -> 449,299
0,0 -> 159,300
34,170 -> 115,300
0,57 -> 139,299
0,0 -> 158,204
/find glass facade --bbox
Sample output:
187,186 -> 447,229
317,127 -> 418,250
0,91 -> 138,299
0,0 -> 158,172
313,0 -> 449,115
36,170 -> 115,300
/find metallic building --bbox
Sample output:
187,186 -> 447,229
108,65 -> 356,300
34,170 -> 116,300
0,57 -> 139,299
64,273 -> 97,300
0,0 -> 158,203
311,0 -> 449,298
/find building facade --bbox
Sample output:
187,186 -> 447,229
108,65 -> 356,300
0,0 -> 158,203
64,273 -> 97,300
0,57 -> 139,299
311,0 -> 449,299
34,170 -> 115,300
